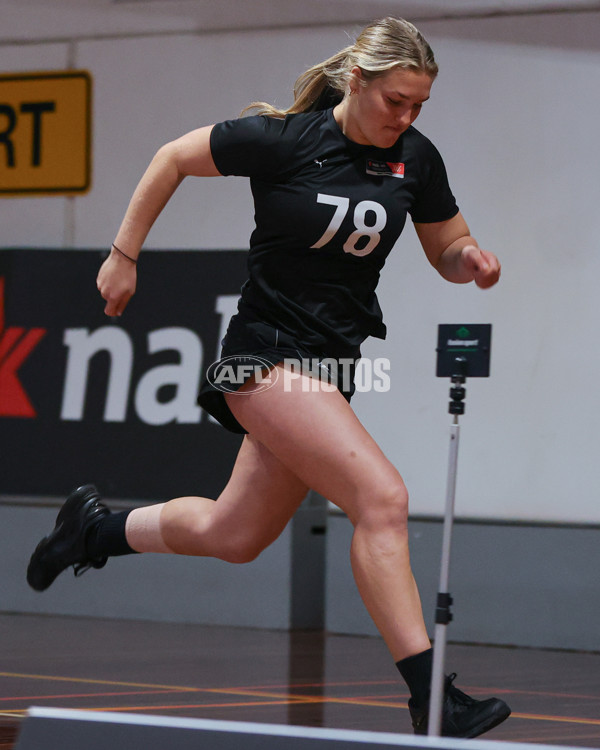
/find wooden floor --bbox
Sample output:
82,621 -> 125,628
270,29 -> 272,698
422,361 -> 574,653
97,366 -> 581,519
1,613 -> 600,748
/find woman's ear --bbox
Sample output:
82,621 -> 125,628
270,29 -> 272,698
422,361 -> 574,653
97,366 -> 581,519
348,65 -> 364,95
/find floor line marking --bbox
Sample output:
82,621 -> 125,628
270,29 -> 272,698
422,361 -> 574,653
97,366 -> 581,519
0,690 -> 186,703
0,672 -> 200,693
511,712 -> 600,727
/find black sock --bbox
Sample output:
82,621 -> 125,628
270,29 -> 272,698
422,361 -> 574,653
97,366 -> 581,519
85,510 -> 138,558
396,648 -> 433,707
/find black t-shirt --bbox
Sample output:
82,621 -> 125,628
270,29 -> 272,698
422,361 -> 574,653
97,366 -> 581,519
210,108 -> 458,357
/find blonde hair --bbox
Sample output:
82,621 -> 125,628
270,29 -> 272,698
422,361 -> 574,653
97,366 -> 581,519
242,17 -> 438,118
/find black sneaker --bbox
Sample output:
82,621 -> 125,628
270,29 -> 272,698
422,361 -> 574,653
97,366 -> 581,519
27,485 -> 110,592
409,673 -> 511,738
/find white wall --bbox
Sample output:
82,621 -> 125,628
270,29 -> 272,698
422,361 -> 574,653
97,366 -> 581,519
2,10 -> 599,523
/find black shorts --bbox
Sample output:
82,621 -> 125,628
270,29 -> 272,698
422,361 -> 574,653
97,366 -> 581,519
197,313 -> 360,434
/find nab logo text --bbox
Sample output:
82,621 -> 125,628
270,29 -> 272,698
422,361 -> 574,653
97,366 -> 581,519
60,295 -> 238,426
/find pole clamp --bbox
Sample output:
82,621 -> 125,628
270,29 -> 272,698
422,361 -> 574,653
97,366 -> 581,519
435,592 -> 454,625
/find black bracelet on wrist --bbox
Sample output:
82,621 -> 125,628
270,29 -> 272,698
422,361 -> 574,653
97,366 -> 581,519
112,243 -> 137,264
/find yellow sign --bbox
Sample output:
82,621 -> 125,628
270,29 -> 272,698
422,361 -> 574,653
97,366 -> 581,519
0,70 -> 91,195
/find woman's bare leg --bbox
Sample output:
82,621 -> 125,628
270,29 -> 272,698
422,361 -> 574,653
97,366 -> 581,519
225,366 -> 431,661
127,433 -> 309,563
129,363 -> 429,660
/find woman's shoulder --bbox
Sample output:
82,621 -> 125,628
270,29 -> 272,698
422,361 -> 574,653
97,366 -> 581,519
214,108 -> 327,143
403,126 -> 444,158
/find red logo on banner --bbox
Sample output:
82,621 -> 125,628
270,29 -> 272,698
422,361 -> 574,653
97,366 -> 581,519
0,277 -> 47,417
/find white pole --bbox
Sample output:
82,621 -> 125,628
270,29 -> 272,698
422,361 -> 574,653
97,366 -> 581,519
428,416 -> 460,736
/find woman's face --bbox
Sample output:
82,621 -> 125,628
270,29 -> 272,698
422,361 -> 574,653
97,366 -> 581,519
342,67 -> 433,148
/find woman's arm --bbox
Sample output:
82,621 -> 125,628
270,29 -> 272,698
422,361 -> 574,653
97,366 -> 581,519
97,125 -> 219,316
414,211 -> 501,289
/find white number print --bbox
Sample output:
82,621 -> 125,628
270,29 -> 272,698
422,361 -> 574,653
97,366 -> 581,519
310,194 -> 349,249
344,200 -> 387,257
310,193 -> 387,257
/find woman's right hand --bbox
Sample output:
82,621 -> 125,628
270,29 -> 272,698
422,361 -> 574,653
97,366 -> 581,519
96,247 -> 137,316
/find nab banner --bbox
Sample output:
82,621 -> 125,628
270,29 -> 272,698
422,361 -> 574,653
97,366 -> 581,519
0,249 -> 247,501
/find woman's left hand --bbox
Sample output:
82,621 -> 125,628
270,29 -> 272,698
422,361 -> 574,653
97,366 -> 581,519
461,245 -> 501,289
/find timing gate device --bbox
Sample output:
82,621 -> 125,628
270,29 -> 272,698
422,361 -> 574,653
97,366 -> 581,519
428,325 -> 492,737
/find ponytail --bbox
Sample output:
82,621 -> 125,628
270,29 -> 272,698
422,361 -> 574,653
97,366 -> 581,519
241,46 -> 351,118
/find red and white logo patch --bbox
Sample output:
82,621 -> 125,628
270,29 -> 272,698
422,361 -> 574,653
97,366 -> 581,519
366,160 -> 405,179
386,162 -> 405,177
